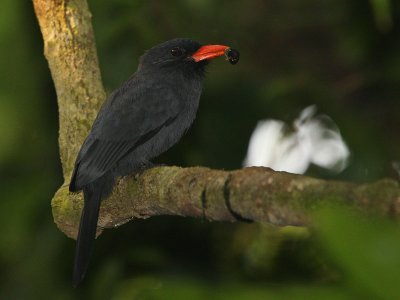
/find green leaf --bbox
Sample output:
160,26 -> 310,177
315,206 -> 400,299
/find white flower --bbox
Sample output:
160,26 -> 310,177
243,105 -> 350,174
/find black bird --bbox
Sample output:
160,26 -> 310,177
69,38 -> 238,286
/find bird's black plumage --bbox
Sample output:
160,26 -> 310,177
69,38 -> 225,286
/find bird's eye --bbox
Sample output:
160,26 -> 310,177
171,47 -> 184,57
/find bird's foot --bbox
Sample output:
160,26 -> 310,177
132,162 -> 168,178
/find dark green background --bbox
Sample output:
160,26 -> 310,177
1,0 -> 400,299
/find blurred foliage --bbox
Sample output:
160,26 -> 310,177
1,0 -> 400,299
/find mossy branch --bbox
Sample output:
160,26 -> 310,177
33,0 -> 400,240
33,0 -> 105,179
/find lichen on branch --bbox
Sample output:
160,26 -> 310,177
52,165 -> 400,239
33,0 -> 105,178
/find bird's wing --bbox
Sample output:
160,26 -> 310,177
70,83 -> 181,190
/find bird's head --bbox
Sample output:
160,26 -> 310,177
138,38 -> 231,77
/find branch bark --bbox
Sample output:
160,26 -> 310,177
34,0 -> 400,240
53,166 -> 400,239
33,0 -> 106,179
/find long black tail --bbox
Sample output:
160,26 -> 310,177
72,183 -> 102,287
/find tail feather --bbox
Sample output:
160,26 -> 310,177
73,184 -> 102,287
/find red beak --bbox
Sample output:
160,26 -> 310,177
191,45 -> 229,62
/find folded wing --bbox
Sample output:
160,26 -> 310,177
69,82 -> 181,191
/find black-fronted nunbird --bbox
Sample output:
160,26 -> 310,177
69,38 -> 239,286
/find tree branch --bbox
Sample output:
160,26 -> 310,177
53,166 -> 400,239
34,0 -> 400,240
33,0 -> 105,179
